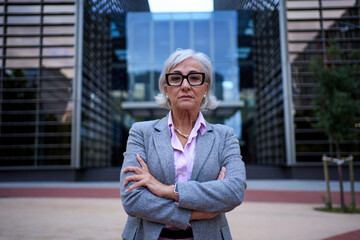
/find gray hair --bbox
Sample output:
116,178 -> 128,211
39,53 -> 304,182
154,49 -> 219,111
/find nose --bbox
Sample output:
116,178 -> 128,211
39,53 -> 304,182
181,77 -> 191,89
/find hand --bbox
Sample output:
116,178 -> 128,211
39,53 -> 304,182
190,210 -> 219,220
123,154 -> 175,199
217,166 -> 226,180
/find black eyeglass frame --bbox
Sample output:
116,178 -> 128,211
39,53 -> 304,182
165,72 -> 206,86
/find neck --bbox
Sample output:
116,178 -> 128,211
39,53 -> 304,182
171,109 -> 199,133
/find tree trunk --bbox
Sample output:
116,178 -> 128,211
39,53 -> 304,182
335,141 -> 345,212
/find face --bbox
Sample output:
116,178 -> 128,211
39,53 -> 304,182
165,57 -> 208,112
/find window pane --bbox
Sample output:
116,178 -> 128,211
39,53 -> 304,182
288,21 -> 321,30
43,16 -> 75,24
8,5 -> 41,13
43,37 -> 74,45
153,20 -> 170,63
42,58 -> 74,67
6,59 -> 39,68
193,20 -> 210,56
8,16 -> 41,24
287,10 -> 320,19
44,5 -> 74,13
7,27 -> 41,35
6,48 -> 40,57
43,47 -> 74,56
43,26 -> 75,34
132,21 -> 150,63
287,1 -> 319,8
7,37 -> 40,46
174,21 -> 190,50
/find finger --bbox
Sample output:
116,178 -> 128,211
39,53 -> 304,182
123,174 -> 144,186
136,154 -> 149,171
125,180 -> 146,192
123,166 -> 143,174
217,167 -> 227,180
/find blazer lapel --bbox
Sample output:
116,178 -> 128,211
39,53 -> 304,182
191,122 -> 215,181
153,115 -> 175,185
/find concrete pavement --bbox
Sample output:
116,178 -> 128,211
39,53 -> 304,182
0,180 -> 359,240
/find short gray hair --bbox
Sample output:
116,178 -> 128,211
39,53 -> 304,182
154,49 -> 219,111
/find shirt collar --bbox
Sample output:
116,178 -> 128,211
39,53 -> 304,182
168,111 -> 206,137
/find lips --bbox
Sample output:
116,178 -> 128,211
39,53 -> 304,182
179,95 -> 193,99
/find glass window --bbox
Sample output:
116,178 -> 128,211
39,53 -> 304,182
44,5 -> 75,13
8,5 -> 41,13
7,37 -> 40,46
43,37 -> 74,45
43,47 -> 74,56
214,20 -> 232,61
132,21 -> 150,63
43,26 -> 75,34
173,21 -> 190,50
287,21 -> 321,30
153,20 -> 170,63
7,27 -> 41,35
287,10 -> 320,19
6,48 -> 40,57
8,16 -> 41,24
6,59 -> 39,68
322,10 -> 347,19
43,16 -> 75,24
321,0 -> 356,7
286,1 -> 319,8
288,32 -> 319,41
193,20 -> 210,56
42,58 -> 74,67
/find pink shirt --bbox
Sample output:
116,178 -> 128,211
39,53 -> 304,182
168,111 -> 206,184
159,112 -> 206,240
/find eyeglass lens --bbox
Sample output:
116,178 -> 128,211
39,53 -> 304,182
167,73 -> 204,86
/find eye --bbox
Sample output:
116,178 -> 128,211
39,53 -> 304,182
170,75 -> 181,82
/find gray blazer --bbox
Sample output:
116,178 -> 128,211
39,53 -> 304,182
120,114 -> 246,240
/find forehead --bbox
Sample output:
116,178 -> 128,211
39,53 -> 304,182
169,57 -> 203,72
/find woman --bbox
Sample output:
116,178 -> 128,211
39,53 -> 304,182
120,49 -> 246,240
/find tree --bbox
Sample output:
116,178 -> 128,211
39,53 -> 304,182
310,40 -> 360,211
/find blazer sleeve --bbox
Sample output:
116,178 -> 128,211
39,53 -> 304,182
176,126 -> 247,213
120,122 -> 191,230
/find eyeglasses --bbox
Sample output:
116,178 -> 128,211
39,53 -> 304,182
165,72 -> 205,86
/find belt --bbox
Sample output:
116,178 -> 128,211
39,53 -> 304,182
159,227 -> 193,239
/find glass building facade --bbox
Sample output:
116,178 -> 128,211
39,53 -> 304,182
286,0 -> 360,163
0,0 -> 359,174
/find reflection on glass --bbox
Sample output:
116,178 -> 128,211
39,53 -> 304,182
286,1 -> 319,8
174,21 -> 190,49
6,59 -> 39,68
154,20 -> 170,63
8,16 -> 41,24
287,10 -> 320,19
43,47 -> 74,56
8,5 -> 41,13
132,21 -> 150,63
43,26 -> 75,34
7,37 -> 40,46
194,20 -> 210,56
321,0 -> 356,7
288,32 -> 318,41
43,16 -> 75,24
287,21 -> 320,30
7,27 -> 40,35
43,37 -> 74,45
44,5 -> 74,13
322,10 -> 346,19
42,58 -> 74,67
6,48 -> 40,57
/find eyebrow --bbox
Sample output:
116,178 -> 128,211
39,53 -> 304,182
170,70 -> 201,74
